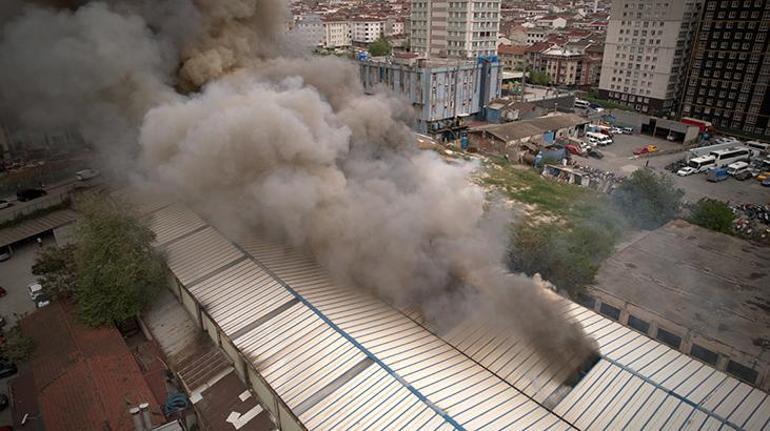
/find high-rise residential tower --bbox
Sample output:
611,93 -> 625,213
681,0 -> 770,138
410,0 -> 500,59
598,0 -> 702,116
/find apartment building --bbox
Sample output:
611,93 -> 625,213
681,0 -> 770,138
322,19 -> 352,48
410,0 -> 501,59
295,13 -> 324,47
497,44 -> 528,70
598,0 -> 703,116
351,19 -> 385,43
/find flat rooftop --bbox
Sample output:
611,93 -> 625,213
590,220 -> 770,359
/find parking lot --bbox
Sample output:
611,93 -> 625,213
0,235 -> 54,427
576,134 -> 769,204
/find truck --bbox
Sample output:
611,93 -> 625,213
680,117 -> 714,133
706,167 -> 729,182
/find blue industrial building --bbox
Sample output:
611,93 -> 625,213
359,55 -> 502,136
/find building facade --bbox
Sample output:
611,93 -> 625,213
322,20 -> 351,48
598,0 -> 703,116
359,56 -> 502,133
497,44 -> 528,70
410,0 -> 501,59
351,19 -> 385,43
295,13 -> 324,47
681,0 -> 770,138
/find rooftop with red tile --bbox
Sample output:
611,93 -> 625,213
20,302 -> 161,431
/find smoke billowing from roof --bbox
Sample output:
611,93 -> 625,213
0,0 -> 597,374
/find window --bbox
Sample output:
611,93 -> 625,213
656,328 -> 682,349
691,344 -> 719,365
628,315 -> 650,334
600,303 -> 621,321
726,360 -> 758,384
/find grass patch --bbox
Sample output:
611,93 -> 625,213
480,157 -> 628,297
480,157 -> 612,225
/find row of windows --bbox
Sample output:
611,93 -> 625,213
597,301 -> 760,384
705,0 -> 765,11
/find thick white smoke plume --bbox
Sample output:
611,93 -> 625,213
0,0 -> 596,372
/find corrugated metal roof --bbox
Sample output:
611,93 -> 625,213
117,190 -> 769,430
163,227 -> 245,286
0,208 -> 77,248
147,203 -> 207,246
237,235 -> 573,431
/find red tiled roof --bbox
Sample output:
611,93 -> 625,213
526,41 -> 553,53
497,44 -> 529,55
21,302 -> 160,431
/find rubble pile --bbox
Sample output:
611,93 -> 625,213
568,161 -> 624,192
732,203 -> 770,243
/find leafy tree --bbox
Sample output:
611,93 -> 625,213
32,244 -> 77,299
73,198 -> 166,326
0,323 -> 34,362
528,70 -> 551,86
508,220 -> 618,297
688,198 -> 734,234
368,37 -> 392,57
611,168 -> 684,230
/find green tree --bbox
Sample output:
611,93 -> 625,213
32,244 -> 77,299
508,220 -> 618,297
688,198 -> 735,234
73,198 -> 166,326
528,70 -> 551,86
368,37 -> 392,56
0,323 -> 35,362
611,168 -> 684,230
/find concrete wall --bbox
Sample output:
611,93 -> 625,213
586,288 -> 770,391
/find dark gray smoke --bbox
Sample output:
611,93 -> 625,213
0,0 -> 597,374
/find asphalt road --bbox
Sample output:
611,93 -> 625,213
576,134 -> 770,204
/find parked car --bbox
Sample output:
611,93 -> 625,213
677,166 -> 697,176
588,148 -> 604,159
35,294 -> 51,308
610,126 -> 633,135
16,188 -> 46,202
762,177 -> 770,187
0,316 -> 5,328
0,286 -> 6,297
0,247 -> 10,262
0,200 -> 12,209
633,144 -> 658,155
734,170 -> 754,181
75,168 -> 100,181
565,144 -> 585,156
0,361 -> 17,379
756,171 -> 770,181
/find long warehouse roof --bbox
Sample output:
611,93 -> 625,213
117,190 -> 770,430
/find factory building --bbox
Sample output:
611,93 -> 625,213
115,189 -> 770,430
359,55 -> 502,135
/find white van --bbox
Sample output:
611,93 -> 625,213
28,282 -> 43,300
574,99 -> 591,109
726,161 -> 750,176
586,132 -> 613,146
